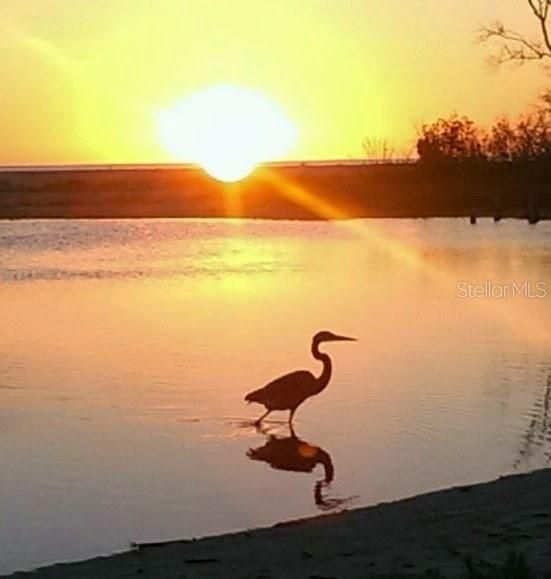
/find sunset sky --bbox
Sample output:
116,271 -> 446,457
0,0 -> 547,164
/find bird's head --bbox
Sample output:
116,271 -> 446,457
313,330 -> 357,345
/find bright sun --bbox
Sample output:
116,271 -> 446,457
156,84 -> 297,182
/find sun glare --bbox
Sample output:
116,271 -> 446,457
156,85 -> 297,182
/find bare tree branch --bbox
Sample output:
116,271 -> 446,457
527,0 -> 551,53
480,1 -> 551,66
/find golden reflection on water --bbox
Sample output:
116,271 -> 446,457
1,218 -> 551,574
243,169 -> 551,347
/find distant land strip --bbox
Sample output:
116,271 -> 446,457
0,161 -> 548,220
0,159 -> 415,172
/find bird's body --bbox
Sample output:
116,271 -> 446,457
245,370 -> 322,411
245,330 -> 355,425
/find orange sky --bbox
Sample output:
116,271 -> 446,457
0,0 -> 547,164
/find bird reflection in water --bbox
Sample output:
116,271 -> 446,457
247,425 -> 356,511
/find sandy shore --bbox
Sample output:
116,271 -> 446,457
6,468 -> 551,578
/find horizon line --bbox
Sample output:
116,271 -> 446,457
0,158 -> 415,173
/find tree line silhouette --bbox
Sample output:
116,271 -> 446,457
416,0 -> 551,165
417,101 -> 551,164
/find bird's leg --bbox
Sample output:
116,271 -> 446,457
288,408 -> 297,426
289,421 -> 297,439
254,409 -> 271,427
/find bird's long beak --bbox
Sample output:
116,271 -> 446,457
330,334 -> 357,342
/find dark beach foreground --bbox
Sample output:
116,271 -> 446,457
0,161 -> 549,220
6,468 -> 551,578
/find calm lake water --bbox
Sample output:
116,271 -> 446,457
1,218 -> 551,574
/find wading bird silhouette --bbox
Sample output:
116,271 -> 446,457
244,331 -> 356,426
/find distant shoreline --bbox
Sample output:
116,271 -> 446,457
0,159 -> 415,172
6,468 -> 551,578
0,162 -> 548,221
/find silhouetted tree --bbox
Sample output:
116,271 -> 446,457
486,117 -> 517,161
418,111 -> 551,163
515,110 -> 551,160
415,2 -> 551,164
417,115 -> 486,163
478,1 -> 551,162
362,137 -> 395,161
480,0 -> 551,66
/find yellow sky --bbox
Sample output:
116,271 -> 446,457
0,0 -> 547,164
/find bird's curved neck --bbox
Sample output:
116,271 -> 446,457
311,341 -> 332,393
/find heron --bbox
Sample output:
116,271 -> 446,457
244,330 -> 356,425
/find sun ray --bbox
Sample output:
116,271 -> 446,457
222,182 -> 244,219
257,167 -> 551,346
